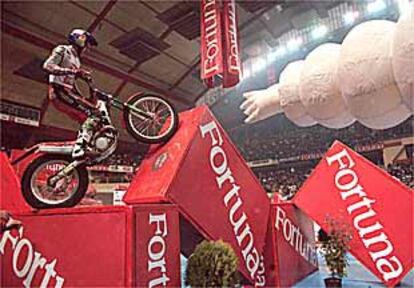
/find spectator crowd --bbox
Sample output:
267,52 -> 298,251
103,153 -> 144,167
255,166 -> 313,199
386,162 -> 414,188
234,117 -> 413,162
254,161 -> 413,201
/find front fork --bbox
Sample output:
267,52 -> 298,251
111,97 -> 153,121
47,159 -> 85,188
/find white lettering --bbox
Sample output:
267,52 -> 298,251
210,146 -> 227,175
225,2 -> 241,73
376,257 -> 404,282
0,226 -> 65,287
274,207 -> 318,266
40,259 -> 58,288
326,148 -> 355,169
22,252 -> 46,288
148,213 -> 170,287
148,236 -> 166,261
13,238 -> 33,278
335,169 -> 358,191
200,120 -> 266,286
202,0 -> 221,75
199,121 -> 223,146
326,148 -> 404,282
149,213 -> 168,237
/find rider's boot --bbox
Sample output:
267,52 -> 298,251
72,131 -> 92,159
72,116 -> 100,160
96,100 -> 111,126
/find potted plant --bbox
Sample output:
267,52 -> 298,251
185,239 -> 239,287
318,217 -> 352,288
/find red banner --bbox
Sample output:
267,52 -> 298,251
294,141 -> 413,286
200,0 -> 223,87
221,0 -> 242,88
124,106 -> 270,286
264,202 -> 318,287
200,0 -> 241,88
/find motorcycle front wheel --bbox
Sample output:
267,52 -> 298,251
124,94 -> 179,144
21,155 -> 88,209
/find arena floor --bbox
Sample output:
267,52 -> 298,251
180,254 -> 414,287
295,254 -> 414,287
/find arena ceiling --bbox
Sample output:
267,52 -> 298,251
1,0 -> 344,141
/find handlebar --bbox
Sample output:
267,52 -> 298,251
76,74 -> 113,102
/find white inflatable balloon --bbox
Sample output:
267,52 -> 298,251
392,6 -> 414,112
338,20 -> 411,129
279,61 -> 316,127
240,84 -> 282,124
299,43 -> 355,128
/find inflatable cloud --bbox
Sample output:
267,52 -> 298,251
241,16 -> 413,130
299,43 -> 355,128
392,6 -> 414,112
338,20 -> 410,129
278,61 -> 316,127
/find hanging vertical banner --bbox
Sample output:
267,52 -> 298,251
200,0 -> 224,88
200,0 -> 241,88
221,0 -> 242,88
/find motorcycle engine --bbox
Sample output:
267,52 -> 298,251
95,136 -> 111,152
91,126 -> 118,159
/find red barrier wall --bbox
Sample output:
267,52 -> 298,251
124,106 -> 271,286
264,202 -> 318,287
0,205 -> 180,287
0,152 -> 31,212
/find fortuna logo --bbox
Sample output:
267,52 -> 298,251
202,0 -> 221,76
153,152 -> 169,171
147,213 -> 170,288
225,1 -> 241,73
275,207 -> 318,267
0,226 -> 65,287
200,120 -> 266,287
326,149 -> 403,282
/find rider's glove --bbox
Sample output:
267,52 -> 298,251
73,69 -> 92,80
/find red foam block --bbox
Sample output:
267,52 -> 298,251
0,204 -> 181,287
124,106 -> 271,286
0,152 -> 31,212
263,202 -> 318,287
293,141 -> 413,287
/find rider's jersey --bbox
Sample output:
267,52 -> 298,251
44,45 -> 80,89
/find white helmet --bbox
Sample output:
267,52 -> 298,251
68,28 -> 98,48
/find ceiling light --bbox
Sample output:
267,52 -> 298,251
344,11 -> 359,25
286,37 -> 303,52
242,68 -> 251,80
397,0 -> 411,19
251,57 -> 267,73
268,46 -> 287,61
311,25 -> 328,40
367,0 -> 386,14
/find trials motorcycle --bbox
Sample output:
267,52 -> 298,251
15,75 -> 179,209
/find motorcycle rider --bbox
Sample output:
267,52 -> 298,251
43,28 -> 100,159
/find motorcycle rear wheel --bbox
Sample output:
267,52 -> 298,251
124,94 -> 179,144
21,155 -> 88,209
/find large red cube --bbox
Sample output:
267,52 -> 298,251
264,202 -> 318,287
124,106 -> 271,286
